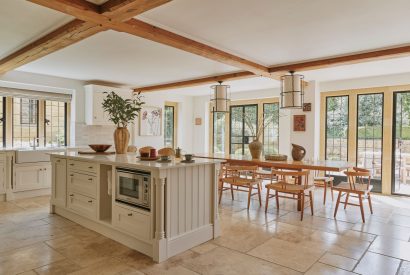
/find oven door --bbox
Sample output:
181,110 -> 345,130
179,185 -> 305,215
116,171 -> 144,206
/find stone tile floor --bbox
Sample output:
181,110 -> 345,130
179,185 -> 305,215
2,189 -> 410,274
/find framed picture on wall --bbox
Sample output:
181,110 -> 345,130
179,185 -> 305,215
303,103 -> 311,112
139,106 -> 162,136
293,115 -> 306,131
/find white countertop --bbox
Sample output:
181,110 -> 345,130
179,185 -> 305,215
50,152 -> 222,170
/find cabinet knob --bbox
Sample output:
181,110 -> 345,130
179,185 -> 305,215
70,174 -> 74,177
127,213 -> 133,216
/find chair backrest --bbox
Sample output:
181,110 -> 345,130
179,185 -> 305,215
225,165 -> 258,179
344,167 -> 371,190
139,146 -> 154,154
271,169 -> 310,186
158,147 -> 175,156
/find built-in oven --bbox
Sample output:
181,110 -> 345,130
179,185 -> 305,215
116,168 -> 151,210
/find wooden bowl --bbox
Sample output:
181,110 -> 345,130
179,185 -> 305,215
89,144 -> 112,153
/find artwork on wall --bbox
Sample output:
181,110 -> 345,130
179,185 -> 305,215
140,106 -> 162,136
303,103 -> 311,112
293,115 -> 306,131
195,118 -> 202,125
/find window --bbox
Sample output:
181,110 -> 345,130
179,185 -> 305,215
263,103 -> 279,154
213,112 -> 226,153
357,93 -> 383,183
164,105 -> 175,148
45,100 -> 67,147
13,98 -> 39,148
325,96 -> 349,161
230,104 -> 258,155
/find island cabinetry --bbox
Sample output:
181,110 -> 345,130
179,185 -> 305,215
112,203 -> 151,242
51,157 -> 67,207
67,159 -> 100,220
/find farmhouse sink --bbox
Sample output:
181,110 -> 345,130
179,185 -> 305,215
15,148 -> 67,163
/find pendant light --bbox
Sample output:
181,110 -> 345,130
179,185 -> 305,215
210,81 -> 230,112
280,71 -> 304,109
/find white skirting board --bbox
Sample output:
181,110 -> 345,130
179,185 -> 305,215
54,206 -> 153,258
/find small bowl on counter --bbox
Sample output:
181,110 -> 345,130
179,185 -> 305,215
89,144 -> 112,153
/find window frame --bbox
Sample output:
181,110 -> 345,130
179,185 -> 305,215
262,102 -> 279,155
44,101 -> 68,147
12,98 -> 40,148
229,103 -> 258,155
164,104 -> 176,148
324,95 -> 349,161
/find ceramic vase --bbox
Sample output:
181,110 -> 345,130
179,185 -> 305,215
291,143 -> 306,161
114,127 -> 130,154
249,139 -> 263,159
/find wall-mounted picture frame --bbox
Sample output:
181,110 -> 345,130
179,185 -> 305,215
139,106 -> 162,136
303,103 -> 311,112
293,115 -> 306,131
195,117 -> 202,125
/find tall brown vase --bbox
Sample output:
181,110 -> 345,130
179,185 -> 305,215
114,127 -> 130,154
249,139 -> 263,160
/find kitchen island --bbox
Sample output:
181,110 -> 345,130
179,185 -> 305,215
50,152 -> 221,262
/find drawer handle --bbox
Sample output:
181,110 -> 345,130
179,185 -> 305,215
127,213 -> 133,216
56,160 -> 61,163
88,200 -> 93,203
88,166 -> 93,169
88,178 -> 93,181
69,163 -> 74,166
69,194 -> 74,197
70,174 -> 74,177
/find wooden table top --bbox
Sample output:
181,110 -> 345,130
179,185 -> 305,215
194,153 -> 353,172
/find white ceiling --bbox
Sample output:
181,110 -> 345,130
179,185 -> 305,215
4,0 -> 410,93
0,0 -> 73,59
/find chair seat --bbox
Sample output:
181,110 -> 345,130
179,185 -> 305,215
266,182 -> 314,193
223,177 -> 261,186
314,176 -> 334,182
333,182 -> 373,193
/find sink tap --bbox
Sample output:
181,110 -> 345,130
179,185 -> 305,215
32,138 -> 40,150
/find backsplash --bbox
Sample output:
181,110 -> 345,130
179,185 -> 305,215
75,123 -> 116,146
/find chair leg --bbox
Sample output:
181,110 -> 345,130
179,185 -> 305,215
344,193 -> 350,209
309,191 -> 314,215
218,183 -> 223,204
330,181 -> 334,201
368,193 -> 373,214
230,184 -> 234,200
247,186 -> 252,210
275,191 -> 280,209
359,194 -> 365,223
334,191 -> 342,218
257,183 -> 262,207
323,182 -> 327,205
300,192 -> 305,221
265,188 -> 270,213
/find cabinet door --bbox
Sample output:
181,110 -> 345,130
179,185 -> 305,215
67,192 -> 97,220
14,165 -> 50,192
0,163 -> 5,195
113,205 -> 151,242
92,91 -> 112,125
68,172 -> 97,198
52,158 -> 67,207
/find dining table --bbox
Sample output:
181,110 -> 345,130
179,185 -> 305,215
194,153 -> 354,210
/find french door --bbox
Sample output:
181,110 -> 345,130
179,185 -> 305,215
392,91 -> 410,195
230,104 -> 258,155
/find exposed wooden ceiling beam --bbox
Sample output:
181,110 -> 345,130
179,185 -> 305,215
269,44 -> 410,73
0,0 -> 169,74
134,71 -> 256,93
28,0 -> 271,76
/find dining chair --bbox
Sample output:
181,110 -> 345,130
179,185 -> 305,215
333,167 -> 373,223
219,165 -> 262,209
158,147 -> 175,156
313,170 -> 334,204
265,169 -> 314,221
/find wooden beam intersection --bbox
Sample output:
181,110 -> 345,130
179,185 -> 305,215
28,0 -> 271,76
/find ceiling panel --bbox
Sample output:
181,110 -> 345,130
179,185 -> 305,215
0,0 -> 73,59
17,30 -> 238,86
140,0 -> 410,66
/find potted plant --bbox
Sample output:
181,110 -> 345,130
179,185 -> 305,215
102,91 -> 144,154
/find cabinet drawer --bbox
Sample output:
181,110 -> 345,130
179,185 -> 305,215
68,160 -> 98,174
113,205 -> 151,242
68,172 -> 97,198
67,192 -> 97,220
